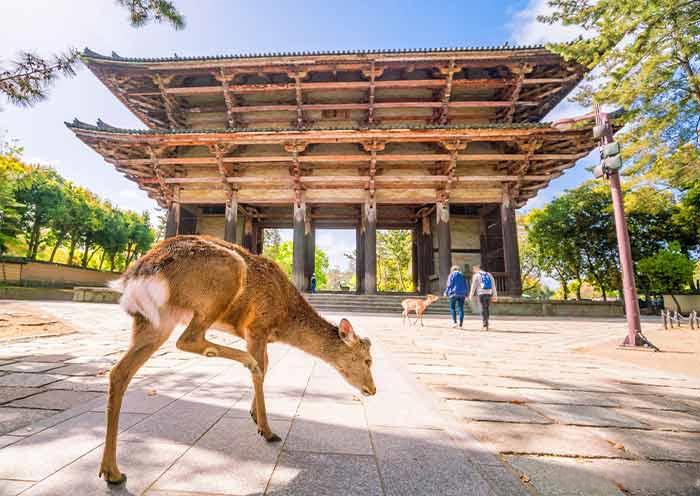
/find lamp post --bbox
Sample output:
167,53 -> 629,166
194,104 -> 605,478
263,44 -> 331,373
592,105 -> 658,350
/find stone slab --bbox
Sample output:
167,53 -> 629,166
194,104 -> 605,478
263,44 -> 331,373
0,386 -> 44,404
0,479 -> 33,495
530,404 -> 647,428
372,425 -> 495,496
154,417 -> 291,495
91,389 -> 178,415
365,393 -> 444,429
0,411 -> 145,480
287,402 -> 371,455
0,362 -> 66,373
592,428 -> 700,462
506,455 -> 626,496
267,451 -> 382,496
615,408 -> 700,432
0,373 -> 63,388
9,390 -> 101,410
465,422 -> 632,458
0,407 -> 58,435
448,400 -> 551,424
22,440 -> 190,496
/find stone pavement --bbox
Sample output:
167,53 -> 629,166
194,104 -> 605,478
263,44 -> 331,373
0,301 -> 525,496
370,313 -> 700,496
1,301 -> 699,495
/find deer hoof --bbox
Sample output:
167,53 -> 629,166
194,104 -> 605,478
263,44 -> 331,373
99,467 -> 127,485
258,428 -> 281,443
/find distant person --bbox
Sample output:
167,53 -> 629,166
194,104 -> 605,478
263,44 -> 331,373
310,273 -> 317,293
444,265 -> 468,328
469,265 -> 497,331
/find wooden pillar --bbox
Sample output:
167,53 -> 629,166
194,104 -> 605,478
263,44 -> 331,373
305,224 -> 315,284
501,191 -> 522,296
356,227 -> 365,294
165,202 -> 180,238
411,228 -> 419,293
363,202 -> 377,294
293,202 -> 308,291
243,215 -> 254,251
224,193 -> 238,243
417,214 -> 432,294
437,201 -> 451,291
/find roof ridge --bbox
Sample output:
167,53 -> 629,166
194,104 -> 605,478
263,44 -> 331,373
65,119 -> 556,134
81,44 -> 554,64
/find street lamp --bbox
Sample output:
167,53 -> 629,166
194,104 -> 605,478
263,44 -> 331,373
591,105 -> 659,351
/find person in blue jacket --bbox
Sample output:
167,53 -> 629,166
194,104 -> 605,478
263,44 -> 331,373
444,265 -> 469,328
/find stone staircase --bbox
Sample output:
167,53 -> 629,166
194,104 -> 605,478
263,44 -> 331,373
304,292 -> 470,315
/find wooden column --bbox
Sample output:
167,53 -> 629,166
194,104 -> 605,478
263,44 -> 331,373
356,227 -> 365,294
437,201 -> 451,291
293,202 -> 308,291
501,190 -> 522,296
165,203 -> 180,238
305,224 -> 315,285
224,193 -> 238,243
417,213 -> 432,294
363,202 -> 377,295
243,215 -> 254,251
411,228 -> 419,293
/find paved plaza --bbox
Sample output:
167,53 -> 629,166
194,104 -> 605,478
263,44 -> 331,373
0,300 -> 698,495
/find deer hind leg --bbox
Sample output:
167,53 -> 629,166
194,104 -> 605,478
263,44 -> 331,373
247,338 -> 279,442
249,346 -> 268,425
175,313 -> 260,374
100,315 -> 172,484
402,308 -> 407,326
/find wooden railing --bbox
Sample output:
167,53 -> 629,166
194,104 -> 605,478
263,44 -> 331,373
492,272 -> 509,294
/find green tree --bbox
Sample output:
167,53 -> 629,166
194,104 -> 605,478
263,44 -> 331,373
377,229 -> 413,292
262,231 -> 330,288
541,0 -> 700,187
0,147 -> 26,256
637,242 -> 696,311
1,1 -> 184,107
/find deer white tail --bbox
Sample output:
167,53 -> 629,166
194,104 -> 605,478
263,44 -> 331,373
109,276 -> 170,328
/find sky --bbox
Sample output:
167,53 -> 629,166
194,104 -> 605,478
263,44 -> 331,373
1,0 -> 592,271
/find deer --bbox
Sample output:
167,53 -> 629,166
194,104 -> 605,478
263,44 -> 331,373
401,294 -> 439,327
99,235 -> 376,485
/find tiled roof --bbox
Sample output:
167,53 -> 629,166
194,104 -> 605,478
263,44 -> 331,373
65,118 -> 555,134
82,44 -> 553,64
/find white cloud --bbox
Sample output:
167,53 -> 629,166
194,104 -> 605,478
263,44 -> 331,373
509,0 -> 588,45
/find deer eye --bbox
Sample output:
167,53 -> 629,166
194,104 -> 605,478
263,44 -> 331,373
365,359 -> 372,367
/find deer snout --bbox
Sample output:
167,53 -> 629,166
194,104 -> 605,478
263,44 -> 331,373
362,385 -> 377,396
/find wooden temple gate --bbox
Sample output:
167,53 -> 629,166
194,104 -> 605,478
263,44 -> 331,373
68,45 -> 598,296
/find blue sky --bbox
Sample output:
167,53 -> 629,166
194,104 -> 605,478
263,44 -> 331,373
1,0 -> 591,270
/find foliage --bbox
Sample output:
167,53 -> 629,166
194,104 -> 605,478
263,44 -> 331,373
523,180 -> 699,300
1,1 -> 184,108
637,243 -> 696,297
261,231 -> 330,288
541,0 -> 700,188
377,229 -> 413,292
0,145 -> 156,271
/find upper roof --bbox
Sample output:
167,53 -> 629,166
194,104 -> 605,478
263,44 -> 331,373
80,45 -> 586,132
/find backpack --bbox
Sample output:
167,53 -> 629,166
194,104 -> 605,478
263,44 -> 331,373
479,271 -> 492,290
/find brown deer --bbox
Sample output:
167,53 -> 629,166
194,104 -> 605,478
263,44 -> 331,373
99,235 -> 376,485
401,294 -> 439,327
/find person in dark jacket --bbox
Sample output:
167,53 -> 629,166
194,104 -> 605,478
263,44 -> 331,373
310,273 -> 317,293
444,265 -> 469,328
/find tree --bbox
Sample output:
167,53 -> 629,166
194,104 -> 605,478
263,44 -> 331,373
261,234 -> 330,288
376,229 -> 413,292
0,146 -> 26,256
541,0 -> 700,187
1,1 -> 184,108
637,242 -> 696,311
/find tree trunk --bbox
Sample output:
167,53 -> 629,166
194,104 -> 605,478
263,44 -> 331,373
670,294 -> 683,314
67,238 -> 77,266
81,237 -> 92,268
28,218 -> 41,259
576,277 -> 583,300
110,253 -> 116,272
560,277 -> 569,300
98,250 -> 105,271
48,233 -> 64,263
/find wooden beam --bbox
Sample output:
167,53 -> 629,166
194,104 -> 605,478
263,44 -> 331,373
155,174 -> 557,185
438,59 -> 456,125
215,69 -> 238,128
118,151 -> 588,167
132,76 -> 574,97
153,74 -> 185,129
362,62 -> 383,125
288,71 -> 308,128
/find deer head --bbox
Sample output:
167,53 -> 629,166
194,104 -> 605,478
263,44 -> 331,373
332,319 -> 376,396
426,294 -> 439,304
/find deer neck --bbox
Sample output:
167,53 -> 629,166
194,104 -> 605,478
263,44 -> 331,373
277,306 -> 343,364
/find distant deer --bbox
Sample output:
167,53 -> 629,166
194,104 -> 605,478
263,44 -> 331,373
401,294 -> 439,326
100,235 -> 376,485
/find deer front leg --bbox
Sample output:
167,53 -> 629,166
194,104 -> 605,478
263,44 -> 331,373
100,317 -> 168,484
249,347 -> 268,425
246,337 -> 280,442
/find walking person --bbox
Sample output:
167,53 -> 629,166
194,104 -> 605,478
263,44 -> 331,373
469,265 -> 497,331
444,265 -> 468,329
309,273 -> 317,293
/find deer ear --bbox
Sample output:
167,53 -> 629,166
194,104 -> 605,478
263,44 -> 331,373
338,318 -> 357,346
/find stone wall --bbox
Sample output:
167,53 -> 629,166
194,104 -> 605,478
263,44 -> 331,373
487,298 -> 625,318
662,294 -> 700,312
0,260 -> 119,288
